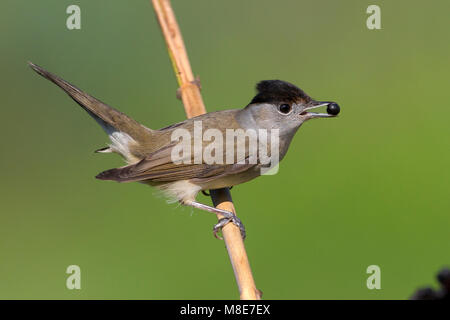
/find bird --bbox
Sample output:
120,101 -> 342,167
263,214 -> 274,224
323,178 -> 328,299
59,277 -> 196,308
28,62 -> 340,239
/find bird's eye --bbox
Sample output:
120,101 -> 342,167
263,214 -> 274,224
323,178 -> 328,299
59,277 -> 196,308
278,104 -> 292,114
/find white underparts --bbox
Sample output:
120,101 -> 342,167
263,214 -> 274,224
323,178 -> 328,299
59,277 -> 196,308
158,180 -> 202,203
108,131 -> 139,164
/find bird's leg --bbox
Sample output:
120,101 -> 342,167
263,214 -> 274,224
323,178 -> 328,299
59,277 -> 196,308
181,200 -> 246,240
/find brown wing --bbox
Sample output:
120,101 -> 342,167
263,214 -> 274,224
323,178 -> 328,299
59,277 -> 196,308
95,141 -> 256,183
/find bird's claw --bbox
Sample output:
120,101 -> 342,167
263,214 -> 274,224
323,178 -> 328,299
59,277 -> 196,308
213,213 -> 246,240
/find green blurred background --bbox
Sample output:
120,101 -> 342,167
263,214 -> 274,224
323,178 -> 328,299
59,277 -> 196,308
0,0 -> 449,299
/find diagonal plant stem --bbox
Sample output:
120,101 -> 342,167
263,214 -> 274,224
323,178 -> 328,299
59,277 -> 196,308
151,0 -> 261,300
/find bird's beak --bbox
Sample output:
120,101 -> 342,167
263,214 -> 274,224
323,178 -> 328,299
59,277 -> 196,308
300,101 -> 339,119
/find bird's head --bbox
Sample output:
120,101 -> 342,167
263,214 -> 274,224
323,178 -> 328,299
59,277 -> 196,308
244,80 -> 339,134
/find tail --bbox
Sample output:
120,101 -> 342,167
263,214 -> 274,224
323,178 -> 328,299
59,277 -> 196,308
28,62 -> 154,146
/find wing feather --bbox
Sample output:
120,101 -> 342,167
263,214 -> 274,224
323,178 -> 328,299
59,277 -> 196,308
96,142 -> 256,183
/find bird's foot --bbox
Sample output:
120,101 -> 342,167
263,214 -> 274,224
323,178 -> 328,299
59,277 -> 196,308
181,200 -> 246,240
213,214 -> 246,240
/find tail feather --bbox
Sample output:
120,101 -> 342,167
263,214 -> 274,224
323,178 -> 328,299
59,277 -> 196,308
28,61 -> 153,144
94,147 -> 113,153
95,168 -> 121,181
96,166 -> 132,182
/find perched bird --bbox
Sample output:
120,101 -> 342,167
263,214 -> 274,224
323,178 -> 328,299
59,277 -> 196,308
29,62 -> 340,239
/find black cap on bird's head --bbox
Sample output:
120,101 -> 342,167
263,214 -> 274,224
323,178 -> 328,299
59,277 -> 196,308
250,80 -> 312,105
